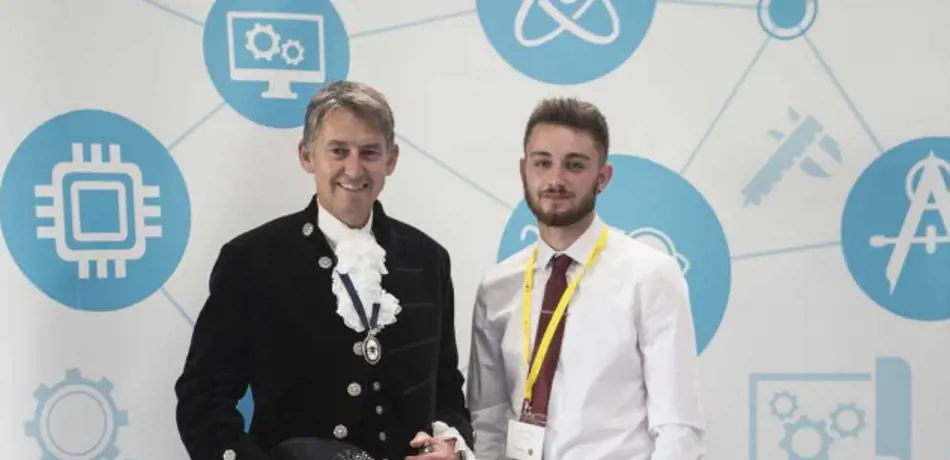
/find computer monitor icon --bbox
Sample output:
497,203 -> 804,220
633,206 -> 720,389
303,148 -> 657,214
226,11 -> 326,100
748,357 -> 912,460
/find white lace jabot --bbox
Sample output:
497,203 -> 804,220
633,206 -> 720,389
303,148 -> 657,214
316,201 -> 470,459
317,201 -> 401,333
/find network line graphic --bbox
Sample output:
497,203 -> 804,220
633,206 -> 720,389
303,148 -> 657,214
131,0 -> 890,326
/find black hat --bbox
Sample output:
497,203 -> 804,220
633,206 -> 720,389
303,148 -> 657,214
269,437 -> 376,460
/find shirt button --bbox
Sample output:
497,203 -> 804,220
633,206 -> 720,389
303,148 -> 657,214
222,449 -> 236,460
333,424 -> 348,439
373,381 -> 381,391
347,382 -> 362,396
379,432 -> 387,441
375,405 -> 384,415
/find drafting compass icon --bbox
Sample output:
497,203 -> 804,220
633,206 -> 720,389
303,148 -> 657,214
869,151 -> 950,293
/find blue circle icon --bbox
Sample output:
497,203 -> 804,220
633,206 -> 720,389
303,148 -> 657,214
476,0 -> 657,85
757,0 -> 818,40
841,137 -> 950,321
203,0 -> 350,128
497,154 -> 732,354
0,110 -> 191,312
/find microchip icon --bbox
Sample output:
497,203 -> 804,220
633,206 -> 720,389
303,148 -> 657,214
34,142 -> 162,279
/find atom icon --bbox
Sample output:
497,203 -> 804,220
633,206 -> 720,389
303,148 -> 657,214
514,0 -> 621,47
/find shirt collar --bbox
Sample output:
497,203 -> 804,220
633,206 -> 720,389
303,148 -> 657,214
317,199 -> 373,247
535,213 -> 605,269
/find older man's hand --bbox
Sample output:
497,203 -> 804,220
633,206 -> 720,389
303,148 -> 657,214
405,431 -> 460,460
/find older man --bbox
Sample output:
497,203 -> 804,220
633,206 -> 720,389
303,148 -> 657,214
175,80 -> 474,460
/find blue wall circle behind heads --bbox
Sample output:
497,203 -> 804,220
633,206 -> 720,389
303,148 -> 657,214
203,0 -> 350,129
0,110 -> 191,312
841,136 -> 950,321
497,154 -> 732,354
477,0 -> 657,85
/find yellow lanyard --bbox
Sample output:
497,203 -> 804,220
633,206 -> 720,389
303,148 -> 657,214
521,226 -> 608,405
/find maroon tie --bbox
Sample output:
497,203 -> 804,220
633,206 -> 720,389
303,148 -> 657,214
528,254 -> 573,421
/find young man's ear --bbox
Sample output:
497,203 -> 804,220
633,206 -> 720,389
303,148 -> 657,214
597,162 -> 613,193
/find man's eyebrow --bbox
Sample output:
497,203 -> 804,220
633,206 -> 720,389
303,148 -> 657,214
326,140 -> 384,149
565,152 -> 592,161
527,151 -> 592,161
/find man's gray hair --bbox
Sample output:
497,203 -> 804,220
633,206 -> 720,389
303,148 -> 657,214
301,80 -> 396,151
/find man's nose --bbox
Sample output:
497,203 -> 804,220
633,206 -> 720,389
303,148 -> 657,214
549,163 -> 569,185
343,152 -> 363,177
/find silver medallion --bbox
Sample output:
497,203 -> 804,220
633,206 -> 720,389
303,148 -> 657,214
363,333 -> 381,365
302,222 -> 314,237
318,256 -> 332,269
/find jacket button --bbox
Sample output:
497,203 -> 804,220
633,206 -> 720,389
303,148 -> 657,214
347,382 -> 362,396
222,449 -> 236,460
333,424 -> 348,439
375,405 -> 383,415
353,341 -> 364,356
379,432 -> 387,441
373,381 -> 381,391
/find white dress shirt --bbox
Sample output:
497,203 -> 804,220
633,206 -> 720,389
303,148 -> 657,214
317,200 -> 374,244
466,214 -> 705,460
317,200 -> 474,459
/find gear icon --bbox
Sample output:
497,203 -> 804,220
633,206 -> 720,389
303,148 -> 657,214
769,390 -> 799,421
779,415 -> 834,460
829,402 -> 867,438
245,23 -> 280,60
25,368 -> 129,460
280,39 -> 304,66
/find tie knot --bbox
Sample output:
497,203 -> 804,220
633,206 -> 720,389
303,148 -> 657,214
551,254 -> 573,275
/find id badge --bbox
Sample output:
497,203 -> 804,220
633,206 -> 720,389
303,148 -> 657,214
505,419 -> 545,460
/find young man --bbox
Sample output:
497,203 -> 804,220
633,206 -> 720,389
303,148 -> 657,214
466,98 -> 706,460
175,80 -> 474,460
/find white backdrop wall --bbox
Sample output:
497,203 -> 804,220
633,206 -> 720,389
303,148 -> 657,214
1,0 -> 949,459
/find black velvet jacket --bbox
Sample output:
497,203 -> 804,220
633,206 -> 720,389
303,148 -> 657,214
174,196 -> 473,460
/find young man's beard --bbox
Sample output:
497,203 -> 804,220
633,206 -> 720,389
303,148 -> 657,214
525,182 -> 598,227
